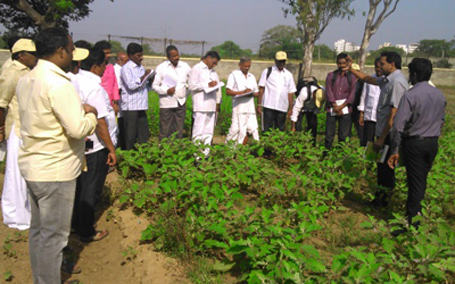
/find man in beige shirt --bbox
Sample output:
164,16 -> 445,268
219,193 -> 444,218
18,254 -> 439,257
16,27 -> 98,284
0,38 -> 37,231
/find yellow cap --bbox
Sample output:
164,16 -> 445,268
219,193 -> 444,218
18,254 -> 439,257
12,39 -> 36,54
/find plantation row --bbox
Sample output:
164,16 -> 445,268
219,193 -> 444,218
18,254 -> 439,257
117,122 -> 455,283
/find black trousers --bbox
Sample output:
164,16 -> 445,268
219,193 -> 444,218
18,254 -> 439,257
324,113 -> 351,149
159,104 -> 186,140
117,117 -> 126,150
296,112 -> 318,146
72,148 -> 109,238
403,137 -> 438,222
123,110 -> 150,150
351,110 -> 364,146
362,121 -> 376,147
263,107 -> 287,132
376,135 -> 395,203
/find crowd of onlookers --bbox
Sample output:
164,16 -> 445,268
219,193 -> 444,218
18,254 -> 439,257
0,27 -> 446,283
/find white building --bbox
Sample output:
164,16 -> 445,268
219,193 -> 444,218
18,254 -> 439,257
334,39 -> 346,54
408,43 -> 419,54
396,44 -> 408,53
379,42 -> 391,49
334,39 -> 359,53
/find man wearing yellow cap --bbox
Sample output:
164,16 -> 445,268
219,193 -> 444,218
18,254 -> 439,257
257,51 -> 296,133
0,38 -> 37,230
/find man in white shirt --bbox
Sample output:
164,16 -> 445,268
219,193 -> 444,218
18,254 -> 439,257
152,45 -> 191,140
113,52 -> 129,149
16,27 -> 98,284
257,51 -> 296,132
120,43 -> 153,150
72,48 -> 117,243
188,51 -> 222,156
358,57 -> 382,146
225,57 -> 259,144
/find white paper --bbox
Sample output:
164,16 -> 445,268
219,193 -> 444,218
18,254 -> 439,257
235,90 -> 255,98
140,70 -> 156,88
162,75 -> 177,89
331,99 -> 348,116
204,81 -> 224,93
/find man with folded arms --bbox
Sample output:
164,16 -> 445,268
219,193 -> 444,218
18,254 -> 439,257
16,27 -> 98,284
0,38 -> 37,230
152,45 -> 191,140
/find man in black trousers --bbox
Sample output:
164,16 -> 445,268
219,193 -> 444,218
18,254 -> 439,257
388,58 -> 446,234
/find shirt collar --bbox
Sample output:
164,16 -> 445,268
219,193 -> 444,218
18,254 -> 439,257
12,60 -> 29,71
37,59 -> 71,81
272,65 -> 285,73
386,69 -> 402,81
166,60 -> 181,68
79,69 -> 102,83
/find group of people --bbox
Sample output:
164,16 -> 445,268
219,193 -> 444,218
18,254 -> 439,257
0,26 -> 447,283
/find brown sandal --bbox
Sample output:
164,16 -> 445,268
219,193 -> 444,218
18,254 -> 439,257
80,229 -> 109,243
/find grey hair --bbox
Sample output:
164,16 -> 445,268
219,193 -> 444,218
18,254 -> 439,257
239,56 -> 251,64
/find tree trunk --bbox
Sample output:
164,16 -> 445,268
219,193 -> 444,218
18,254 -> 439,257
14,0 -> 57,30
358,31 -> 371,70
302,41 -> 315,78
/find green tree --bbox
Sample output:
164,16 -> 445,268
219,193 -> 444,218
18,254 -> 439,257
312,44 -> 335,60
109,40 -> 125,54
357,0 -> 402,69
212,41 -> 245,59
417,39 -> 453,58
0,0 -> 113,32
368,46 -> 405,60
258,25 -> 303,60
281,0 -> 354,77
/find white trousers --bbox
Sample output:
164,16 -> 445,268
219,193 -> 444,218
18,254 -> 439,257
192,112 -> 215,157
226,113 -> 259,144
1,126 -> 30,230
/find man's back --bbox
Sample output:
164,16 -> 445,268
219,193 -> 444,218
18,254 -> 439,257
17,59 -> 97,182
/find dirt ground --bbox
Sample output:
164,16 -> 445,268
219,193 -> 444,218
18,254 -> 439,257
0,171 -> 192,284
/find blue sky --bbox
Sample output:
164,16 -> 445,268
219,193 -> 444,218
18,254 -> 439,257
3,0 -> 455,52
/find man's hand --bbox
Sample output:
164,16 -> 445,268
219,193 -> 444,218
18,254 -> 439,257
208,81 -> 218,88
83,104 -> 98,117
113,103 -> 119,115
0,133 -> 4,143
287,109 -> 292,119
216,104 -> 221,113
388,153 -> 399,169
243,88 -> 252,94
291,122 -> 296,133
167,87 -> 176,95
256,105 -> 262,116
342,55 -> 353,72
359,112 -> 364,126
107,151 -> 117,166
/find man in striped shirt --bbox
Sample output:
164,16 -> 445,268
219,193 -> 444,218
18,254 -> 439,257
120,43 -> 152,150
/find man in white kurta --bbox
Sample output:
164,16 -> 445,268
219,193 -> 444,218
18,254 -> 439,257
225,57 -> 259,144
0,39 -> 37,230
188,51 -> 222,156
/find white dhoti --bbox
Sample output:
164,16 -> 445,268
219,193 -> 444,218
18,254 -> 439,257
1,125 -> 30,230
192,112 -> 216,157
226,113 -> 259,144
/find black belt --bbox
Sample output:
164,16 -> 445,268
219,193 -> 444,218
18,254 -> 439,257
406,136 -> 438,140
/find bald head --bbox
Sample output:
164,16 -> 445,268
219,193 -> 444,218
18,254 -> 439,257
116,52 -> 128,66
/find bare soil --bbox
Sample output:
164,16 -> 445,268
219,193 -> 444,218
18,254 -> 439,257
0,171 -> 192,284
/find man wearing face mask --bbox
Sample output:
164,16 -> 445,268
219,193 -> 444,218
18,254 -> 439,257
257,51 -> 296,133
152,45 -> 191,140
388,58 -> 446,235
0,38 -> 37,230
